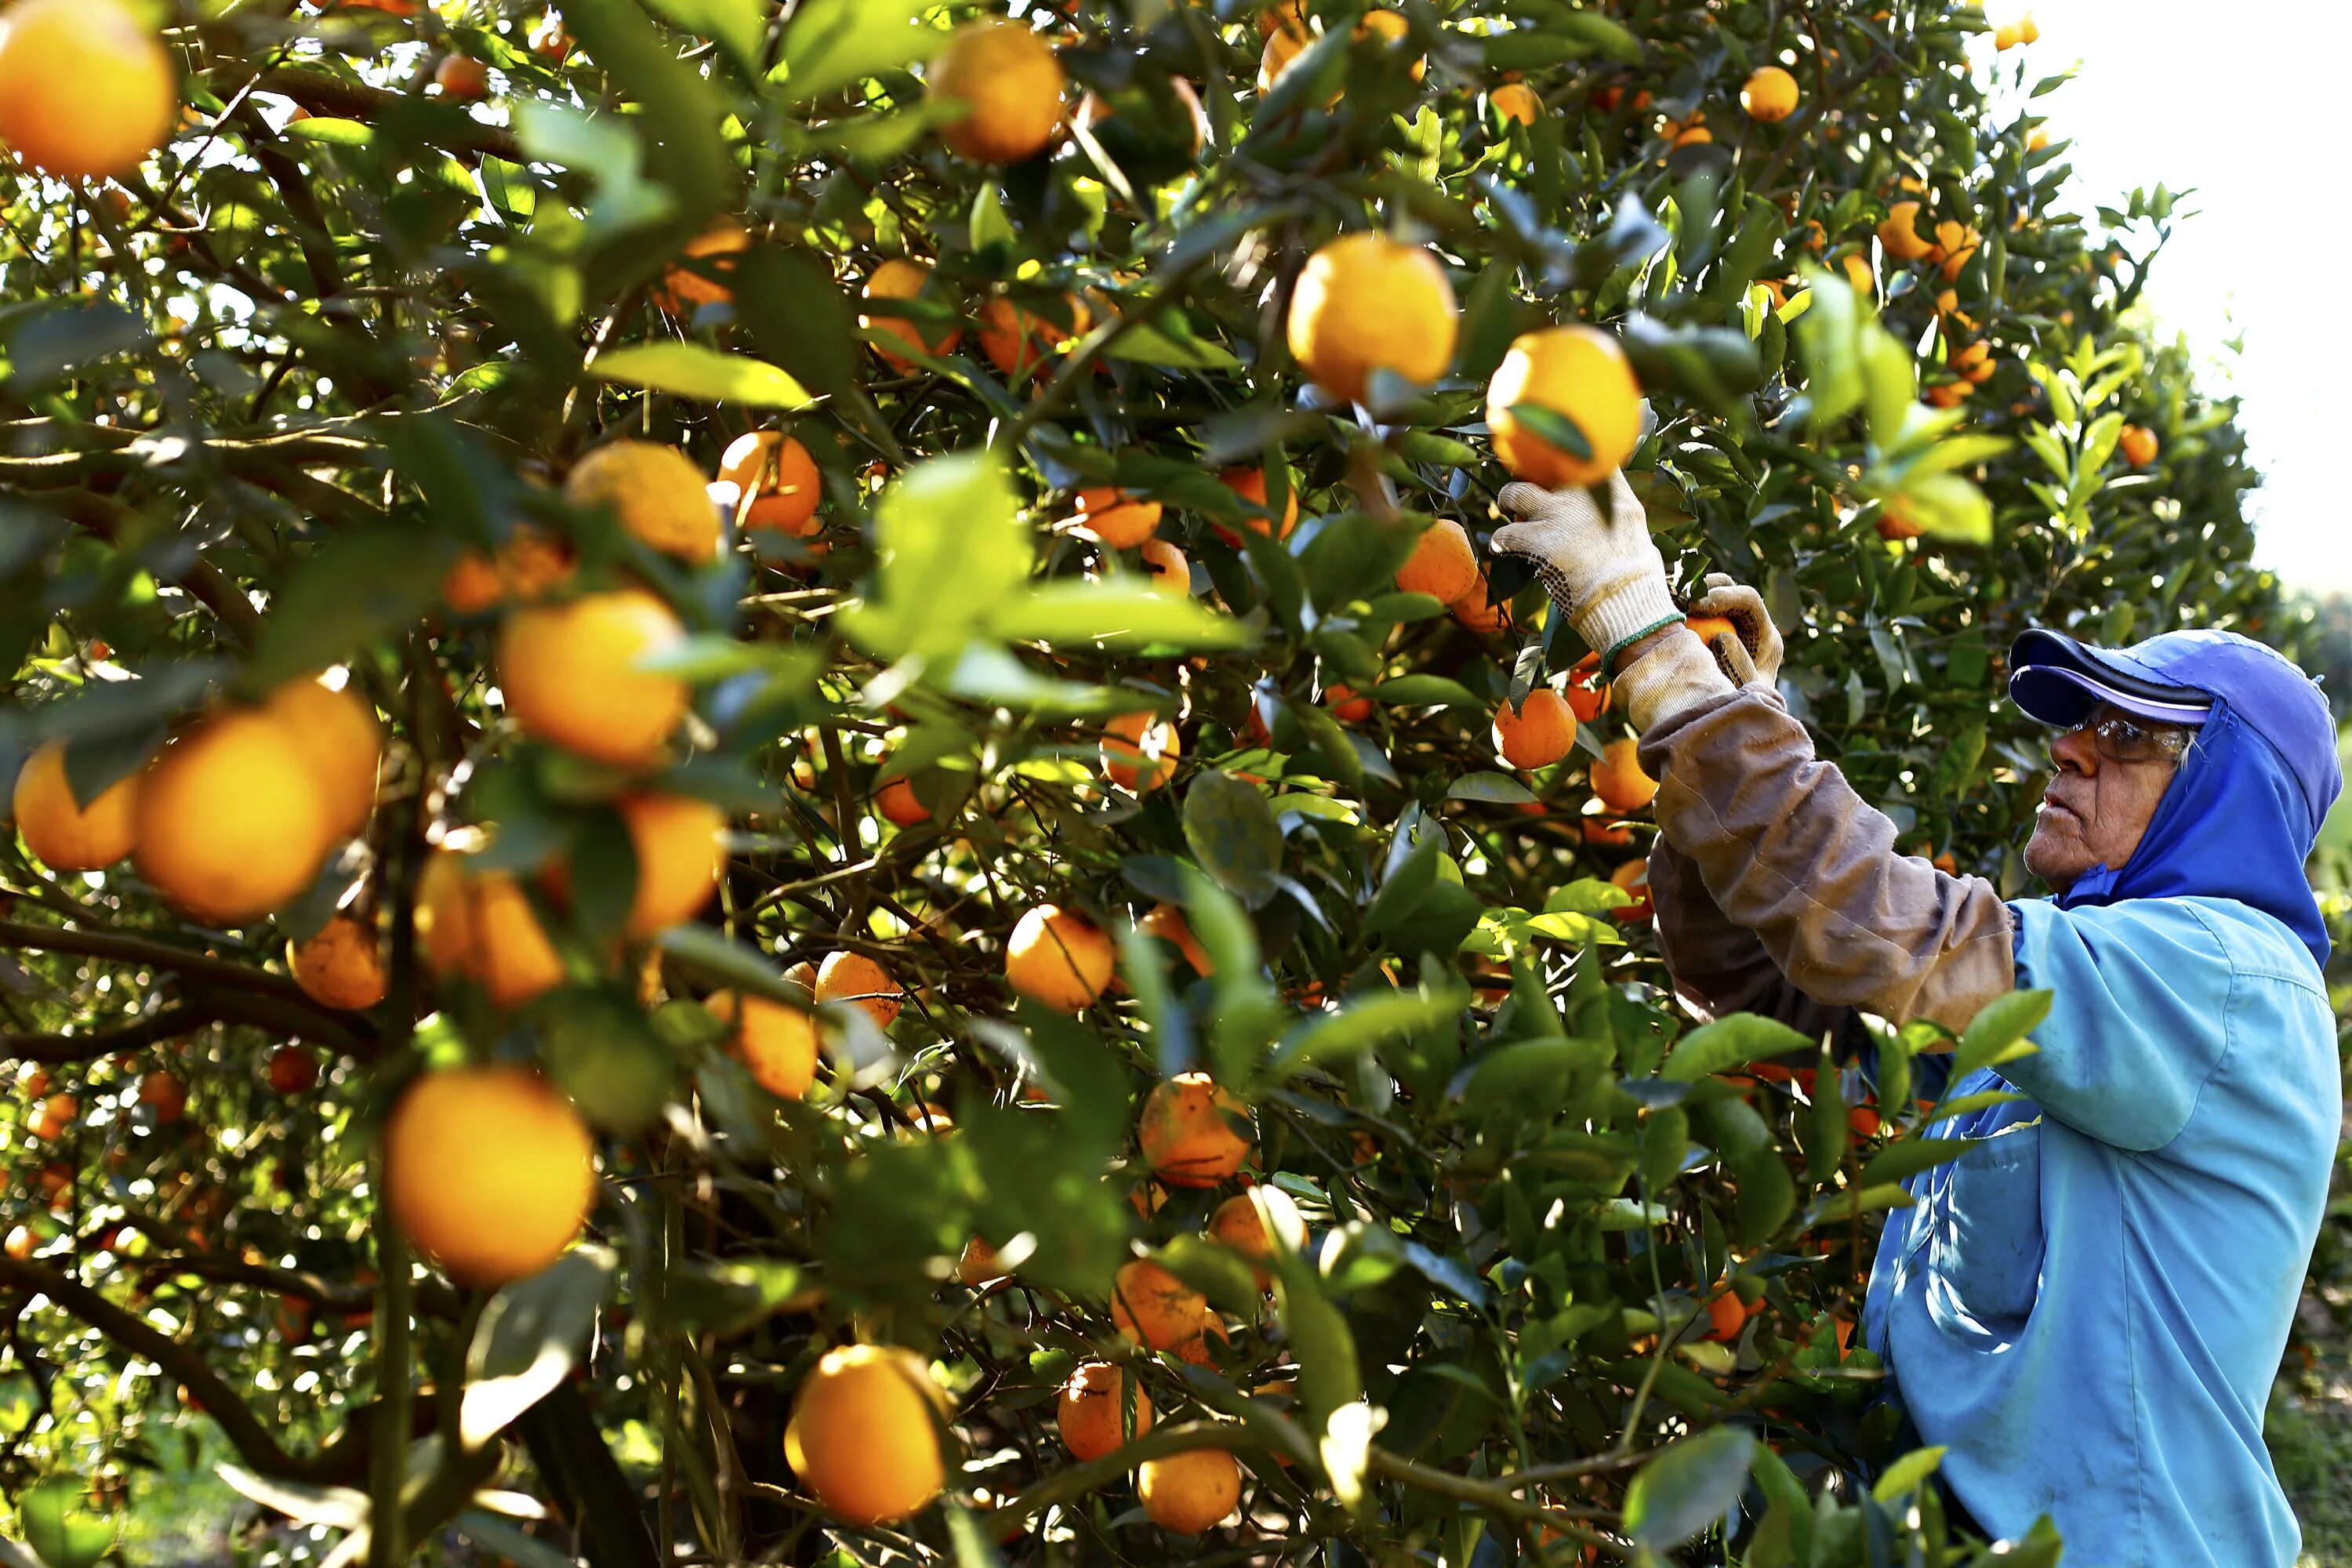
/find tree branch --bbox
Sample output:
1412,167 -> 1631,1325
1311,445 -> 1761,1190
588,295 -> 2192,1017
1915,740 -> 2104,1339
245,67 -> 526,164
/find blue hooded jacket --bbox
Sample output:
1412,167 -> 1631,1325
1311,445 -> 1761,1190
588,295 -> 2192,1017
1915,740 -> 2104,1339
1863,630 -> 2343,1566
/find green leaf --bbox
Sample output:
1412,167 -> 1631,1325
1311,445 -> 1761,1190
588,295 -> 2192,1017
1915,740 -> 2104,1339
644,0 -> 767,75
590,343 -> 814,408
1370,675 -> 1481,709
1893,471 -> 1993,544
1858,1137 -> 1981,1188
20,1481 -> 116,1568
1795,265 -> 1864,431
1507,401 -> 1592,461
777,0 -> 948,103
248,524 -> 445,691
1871,1445 -> 1947,1504
843,451 -> 1030,665
1271,1250 -> 1363,1432
1658,1014 -> 1812,1083
1553,9 -> 1645,64
1445,771 -> 1539,805
1181,772 -> 1284,907
990,581 -> 1251,652
1267,989 -> 1465,1083
461,1247 -> 619,1448
1622,1428 -> 1756,1548
1954,989 -> 2052,1079
1102,319 -> 1243,371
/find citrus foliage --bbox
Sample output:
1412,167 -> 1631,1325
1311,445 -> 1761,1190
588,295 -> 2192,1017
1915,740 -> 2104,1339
0,0 -> 2295,1564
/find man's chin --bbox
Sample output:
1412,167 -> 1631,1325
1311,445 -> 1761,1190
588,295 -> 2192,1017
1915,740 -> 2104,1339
2022,824 -> 2090,892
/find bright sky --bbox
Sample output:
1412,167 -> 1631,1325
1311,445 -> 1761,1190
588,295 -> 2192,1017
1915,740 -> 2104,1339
1994,2 -> 2352,595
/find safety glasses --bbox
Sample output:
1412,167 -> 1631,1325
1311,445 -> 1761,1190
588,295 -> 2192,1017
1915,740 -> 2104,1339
2064,710 -> 2195,764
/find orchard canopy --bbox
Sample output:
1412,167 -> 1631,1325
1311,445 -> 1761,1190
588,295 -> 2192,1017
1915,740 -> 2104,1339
0,0 -> 2291,1564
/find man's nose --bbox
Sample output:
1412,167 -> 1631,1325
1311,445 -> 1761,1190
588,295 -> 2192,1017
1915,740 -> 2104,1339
2050,726 -> 2100,775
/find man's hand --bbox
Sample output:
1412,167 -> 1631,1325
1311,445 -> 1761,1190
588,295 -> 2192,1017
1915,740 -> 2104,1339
1490,470 -> 1683,667
1690,574 -> 1784,690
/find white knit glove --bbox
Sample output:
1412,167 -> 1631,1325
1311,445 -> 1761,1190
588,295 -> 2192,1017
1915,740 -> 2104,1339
1490,470 -> 1684,668
1688,573 -> 1784,689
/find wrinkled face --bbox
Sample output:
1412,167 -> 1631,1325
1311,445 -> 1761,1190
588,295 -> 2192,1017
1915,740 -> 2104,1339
2022,703 -> 2191,893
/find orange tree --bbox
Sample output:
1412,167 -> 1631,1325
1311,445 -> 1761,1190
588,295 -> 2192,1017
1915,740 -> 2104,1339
0,0 -> 2292,1564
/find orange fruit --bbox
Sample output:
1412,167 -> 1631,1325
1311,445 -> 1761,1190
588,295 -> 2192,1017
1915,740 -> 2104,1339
0,0 -> 176,180
1609,856 -> 1652,922
1683,615 -> 1741,663
652,216 -> 750,316
1005,904 -> 1114,1012
138,1071 -> 187,1124
1136,903 -> 1212,976
815,950 -> 904,1029
416,845 -> 566,1009
290,914 -> 388,1011
1591,736 -> 1657,813
1395,518 -> 1479,604
1073,486 -> 1162,548
1058,1361 -> 1152,1461
784,1344 -> 947,1526
2,1227 -> 32,1261
383,1065 -> 595,1287
1324,684 -> 1374,723
1138,1448 -> 1243,1534
1140,538 -> 1191,596
861,259 -> 963,370
1740,65 -> 1798,122
267,1045 -> 319,1095
957,1236 -> 1004,1287
718,431 -> 823,536
1566,654 -> 1609,722
263,673 -> 382,841
498,588 -> 690,768
978,292 -> 1091,380
1214,466 -> 1299,544
1258,24 -> 1312,93
1112,1257 -> 1222,1362
133,711 -> 333,924
1258,1 -> 1308,37
1486,326 -> 1644,488
1104,711 -> 1181,793
1703,1283 -> 1762,1341
1491,82 -> 1541,125
707,991 -> 819,1100
1494,688 -> 1576,770
2119,424 -> 2159,467
875,776 -> 928,826
931,18 -> 1067,164
1207,1193 -> 1273,1283
30,1093 -> 78,1140
1841,252 -> 1876,296
1286,234 -> 1459,405
1138,1072 -> 1251,1188
1878,199 -> 1935,263
1581,816 -> 1632,847
563,440 -> 720,563
610,793 -> 724,939
1450,578 -> 1512,636
438,527 -> 574,614
13,742 -> 139,872
434,54 -> 490,100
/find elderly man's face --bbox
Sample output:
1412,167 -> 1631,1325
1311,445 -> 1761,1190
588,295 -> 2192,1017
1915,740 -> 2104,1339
2022,703 -> 2191,893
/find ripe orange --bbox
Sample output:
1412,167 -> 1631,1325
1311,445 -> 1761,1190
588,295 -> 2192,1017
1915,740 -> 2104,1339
29,1093 -> 78,1141
497,589 -> 690,768
1286,234 -> 1460,405
263,673 -> 382,841
978,292 -> 1091,379
1324,684 -> 1374,723
1104,711 -> 1181,793
1581,816 -> 1632,847
1138,1448 -> 1243,1534
931,18 -> 1067,165
1058,1361 -> 1152,1461
1073,487 -> 1162,548
1494,688 -> 1576,770
1609,856 -> 1652,922
1486,326 -> 1644,488
267,1045 -> 319,1095
1450,578 -> 1512,636
1878,200 -> 1935,263
875,776 -> 928,826
861,259 -> 964,370
2119,424 -> 2159,467
816,950 -> 904,1029
1207,1193 -> 1273,1283
784,1344 -> 948,1526
1140,538 -> 1191,596
1591,736 -> 1658,813
563,440 -> 720,563
438,527 -> 574,614
290,914 -> 388,1011
416,845 -> 566,1009
1258,23 -> 1312,93
13,742 -> 139,872
1136,903 -> 1213,976
133,710 -> 332,924
706,991 -> 819,1100
383,1065 -> 595,1287
1684,614 -> 1742,660
1491,82 -> 1541,125
1005,904 -> 1114,1012
613,793 -> 724,938
1214,466 -> 1300,544
1703,1283 -> 1762,1341
1841,252 -> 1876,296
434,54 -> 490,100
653,216 -> 750,316
0,0 -> 176,180
1138,1072 -> 1252,1188
139,1071 -> 187,1124
2,1227 -> 32,1261
1566,653 -> 1609,722
1740,65 -> 1799,122
718,431 -> 823,536
1395,518 -> 1479,604
1112,1258 -> 1222,1363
